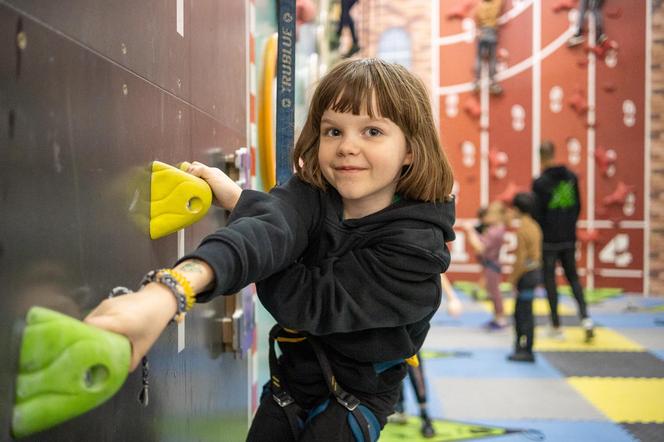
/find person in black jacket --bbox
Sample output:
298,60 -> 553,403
532,141 -> 594,342
85,58 -> 456,442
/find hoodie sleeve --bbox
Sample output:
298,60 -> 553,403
532,177 -> 548,226
573,173 -> 582,220
177,176 -> 322,302
257,224 -> 452,335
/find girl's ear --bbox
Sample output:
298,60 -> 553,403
403,146 -> 413,166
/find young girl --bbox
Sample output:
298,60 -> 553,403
464,201 -> 507,329
85,58 -> 455,441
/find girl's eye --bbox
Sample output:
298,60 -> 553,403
323,128 -> 341,137
366,127 -> 383,137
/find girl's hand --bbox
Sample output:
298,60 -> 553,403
446,297 -> 463,317
184,161 -> 242,211
84,283 -> 177,371
462,221 -> 476,232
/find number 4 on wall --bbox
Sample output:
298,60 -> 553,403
598,233 -> 633,267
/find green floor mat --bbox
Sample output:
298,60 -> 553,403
382,416 -> 515,441
452,281 -> 513,301
420,350 -> 472,360
558,286 -> 623,304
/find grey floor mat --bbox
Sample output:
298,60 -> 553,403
621,423 -> 664,442
542,351 -> 664,378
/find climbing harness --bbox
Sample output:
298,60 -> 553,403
268,325 -> 380,442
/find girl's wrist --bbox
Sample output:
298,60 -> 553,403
138,283 -> 179,324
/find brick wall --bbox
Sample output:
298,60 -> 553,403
650,0 -> 664,295
353,0 -> 433,89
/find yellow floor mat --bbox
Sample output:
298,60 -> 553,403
534,327 -> 644,352
481,298 -> 575,316
568,377 -> 664,423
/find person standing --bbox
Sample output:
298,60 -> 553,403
506,193 -> 542,362
532,141 -> 594,341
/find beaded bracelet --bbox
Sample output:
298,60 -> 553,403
165,268 -> 195,310
141,269 -> 195,323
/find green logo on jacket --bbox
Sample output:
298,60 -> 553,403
548,180 -> 576,209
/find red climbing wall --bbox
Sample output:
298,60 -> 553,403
436,0 -> 649,292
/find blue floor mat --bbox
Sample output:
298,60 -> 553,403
593,313 -> 664,328
432,312 -> 494,327
423,349 -> 562,379
475,420 -> 637,442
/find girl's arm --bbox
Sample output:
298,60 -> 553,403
464,222 -> 486,254
441,274 -> 463,317
84,259 -> 215,371
86,170 -> 318,370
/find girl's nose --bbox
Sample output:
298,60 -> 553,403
337,135 -> 359,156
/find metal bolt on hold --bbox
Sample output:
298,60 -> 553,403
121,43 -> 127,55
122,84 -> 128,96
177,78 -> 182,88
16,31 -> 27,50
177,110 -> 182,120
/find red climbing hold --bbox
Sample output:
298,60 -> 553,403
603,181 -> 635,206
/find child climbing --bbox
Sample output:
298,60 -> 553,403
85,58 -> 456,441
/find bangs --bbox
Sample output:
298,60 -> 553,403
315,60 -> 406,127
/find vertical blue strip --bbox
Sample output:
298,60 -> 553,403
276,0 -> 296,185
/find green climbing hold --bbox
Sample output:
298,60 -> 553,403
12,307 -> 131,438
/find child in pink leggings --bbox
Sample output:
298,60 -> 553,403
465,202 -> 507,329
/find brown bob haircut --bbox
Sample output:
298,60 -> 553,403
292,58 -> 454,202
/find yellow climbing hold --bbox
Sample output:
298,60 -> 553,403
149,161 -> 212,239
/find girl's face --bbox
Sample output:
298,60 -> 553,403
318,107 -> 411,219
484,203 -> 505,225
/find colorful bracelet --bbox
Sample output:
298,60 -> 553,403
164,268 -> 196,310
141,269 -> 195,323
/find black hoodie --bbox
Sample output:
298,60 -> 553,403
180,176 -> 455,409
532,165 -> 581,247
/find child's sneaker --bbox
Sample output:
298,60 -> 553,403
421,417 -> 436,438
484,320 -> 507,331
507,351 -> 535,363
582,318 -> 595,342
548,326 -> 565,341
567,34 -> 585,47
388,411 -> 408,425
489,82 -> 503,95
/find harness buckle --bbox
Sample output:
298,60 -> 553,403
273,390 -> 295,408
336,392 -> 360,411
